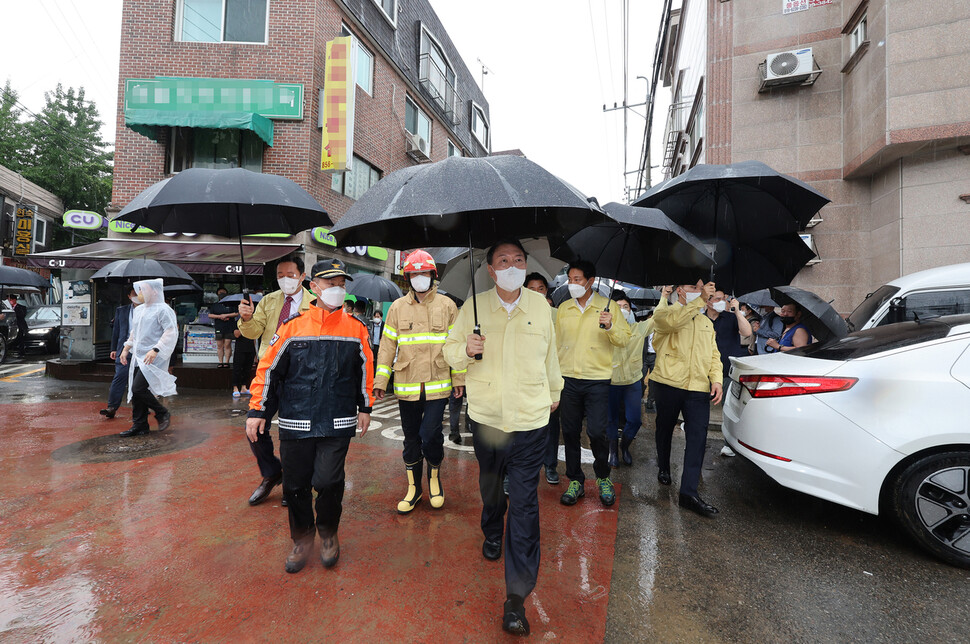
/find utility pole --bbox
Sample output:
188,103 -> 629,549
476,58 -> 493,91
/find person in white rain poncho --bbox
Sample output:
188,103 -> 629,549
119,278 -> 178,436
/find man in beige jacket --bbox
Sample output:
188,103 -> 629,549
373,250 -> 464,514
236,255 -> 314,507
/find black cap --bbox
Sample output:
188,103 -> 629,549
311,258 -> 354,280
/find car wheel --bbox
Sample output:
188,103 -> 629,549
892,451 -> 970,568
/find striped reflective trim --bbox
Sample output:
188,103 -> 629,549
397,332 -> 448,345
383,324 -> 398,339
278,417 -> 311,431
393,383 -> 423,395
451,368 -> 467,374
333,416 -> 357,430
424,379 -> 452,393
376,365 -> 392,378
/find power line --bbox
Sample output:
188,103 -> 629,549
4,91 -> 112,162
38,0 -> 113,98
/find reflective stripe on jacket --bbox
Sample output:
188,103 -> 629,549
374,284 -> 464,401
248,304 -> 374,440
649,296 -> 722,392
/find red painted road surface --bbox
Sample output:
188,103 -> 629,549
0,402 -> 618,642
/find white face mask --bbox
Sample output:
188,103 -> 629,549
712,301 -> 727,313
320,286 -> 346,309
130,296 -> 140,305
684,291 -> 702,303
410,274 -> 432,293
494,266 -> 526,291
622,309 -> 635,324
277,276 -> 301,296
567,283 -> 588,299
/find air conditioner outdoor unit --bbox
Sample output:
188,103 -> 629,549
760,48 -> 817,90
405,131 -> 431,162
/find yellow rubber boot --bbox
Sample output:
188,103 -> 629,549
428,462 -> 444,509
397,461 -> 423,514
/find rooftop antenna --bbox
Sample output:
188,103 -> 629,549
476,57 -> 494,91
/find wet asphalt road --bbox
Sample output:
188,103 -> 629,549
3,361 -> 970,643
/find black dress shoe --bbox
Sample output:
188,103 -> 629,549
449,431 -> 462,445
281,496 -> 288,507
99,407 -> 118,419
502,595 -> 530,636
249,473 -> 283,506
482,537 -> 502,561
544,466 -> 560,485
119,426 -> 150,437
155,411 -> 171,432
658,470 -> 672,486
679,493 -> 719,518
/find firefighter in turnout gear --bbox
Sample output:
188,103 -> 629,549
373,250 -> 465,513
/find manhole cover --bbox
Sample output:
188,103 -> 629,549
51,429 -> 209,464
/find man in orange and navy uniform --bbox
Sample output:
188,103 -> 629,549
246,258 -> 374,574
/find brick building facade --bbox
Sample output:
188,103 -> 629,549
110,0 -> 490,277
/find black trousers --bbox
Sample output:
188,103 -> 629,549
398,394 -> 448,465
652,380 -> 710,497
250,421 -> 283,479
131,367 -> 167,429
543,406 -> 561,469
448,390 -> 464,435
560,377 -> 611,483
279,436 -> 352,541
232,348 -> 256,389
472,420 -> 546,600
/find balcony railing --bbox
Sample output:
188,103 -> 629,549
418,53 -> 461,125
661,100 -> 693,178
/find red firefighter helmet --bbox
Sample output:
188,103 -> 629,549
402,250 -> 437,276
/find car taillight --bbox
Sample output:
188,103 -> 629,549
739,375 -> 858,398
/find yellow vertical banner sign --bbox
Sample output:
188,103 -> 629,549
321,36 -> 357,173
14,203 -> 36,256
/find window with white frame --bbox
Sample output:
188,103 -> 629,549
32,217 -> 48,252
405,97 -> 432,144
371,0 -> 396,25
330,155 -> 381,200
849,14 -> 868,54
340,26 -> 375,95
176,0 -> 268,43
471,103 -> 489,149
447,141 -> 461,157
419,27 -> 457,115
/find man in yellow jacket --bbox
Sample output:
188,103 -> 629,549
236,255 -> 314,507
556,260 -> 631,507
445,239 -> 563,636
608,292 -> 654,467
650,280 -> 723,518
374,250 -> 464,513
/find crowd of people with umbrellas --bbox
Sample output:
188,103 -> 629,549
87,157 -> 839,636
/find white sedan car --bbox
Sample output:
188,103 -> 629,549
723,316 -> 970,568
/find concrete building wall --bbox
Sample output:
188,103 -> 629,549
899,148 -> 970,273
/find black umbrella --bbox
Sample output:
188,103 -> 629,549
90,258 -> 196,285
112,167 -> 330,298
708,232 -> 817,294
769,285 -> 847,344
345,273 -> 403,302
165,282 -> 203,295
329,155 -> 607,357
738,289 -> 778,309
633,161 -> 829,244
329,155 -> 606,249
551,202 -> 714,290
622,286 -> 662,305
219,292 -> 263,304
0,265 -> 49,289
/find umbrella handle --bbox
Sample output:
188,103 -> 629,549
473,324 -> 483,361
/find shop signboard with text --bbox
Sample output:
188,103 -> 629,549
320,36 -> 357,173
14,203 -> 35,256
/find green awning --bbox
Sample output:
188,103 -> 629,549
124,109 -> 274,147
